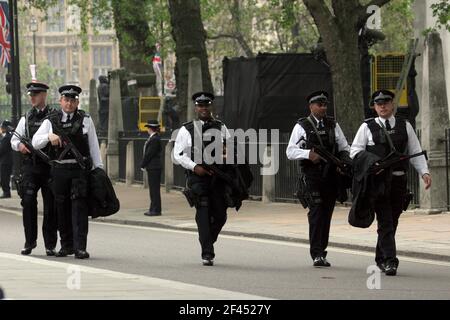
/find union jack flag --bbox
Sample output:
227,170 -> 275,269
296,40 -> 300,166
0,1 -> 11,68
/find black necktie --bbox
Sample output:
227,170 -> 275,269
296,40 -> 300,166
318,120 -> 324,130
385,120 -> 391,130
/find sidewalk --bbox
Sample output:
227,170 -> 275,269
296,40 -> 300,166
1,183 -> 449,261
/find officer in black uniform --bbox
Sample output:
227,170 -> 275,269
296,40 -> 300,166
10,82 -> 58,255
32,85 -> 103,259
286,90 -> 351,267
173,92 -> 230,266
0,120 -> 13,199
141,119 -> 162,216
350,89 -> 431,276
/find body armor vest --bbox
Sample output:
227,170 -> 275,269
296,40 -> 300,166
183,119 -> 224,164
297,116 -> 336,169
48,110 -> 91,161
365,117 -> 409,171
24,106 -> 55,163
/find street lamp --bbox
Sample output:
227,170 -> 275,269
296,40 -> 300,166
30,16 -> 38,65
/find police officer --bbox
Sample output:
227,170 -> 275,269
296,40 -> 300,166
32,85 -> 103,259
286,90 -> 350,267
10,82 -> 58,256
0,120 -> 13,199
173,92 -> 230,266
350,89 -> 431,276
141,119 -> 162,216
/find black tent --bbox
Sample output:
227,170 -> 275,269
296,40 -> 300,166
223,53 -> 334,133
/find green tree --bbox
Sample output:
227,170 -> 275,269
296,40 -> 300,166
302,0 -> 392,137
168,0 -> 213,121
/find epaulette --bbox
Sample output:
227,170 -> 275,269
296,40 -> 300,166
78,109 -> 90,118
182,120 -> 194,130
297,117 -> 307,124
364,117 -> 375,123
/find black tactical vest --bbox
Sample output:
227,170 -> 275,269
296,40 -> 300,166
297,116 -> 336,168
48,110 -> 91,161
365,117 -> 409,171
24,106 -> 55,163
183,119 -> 224,164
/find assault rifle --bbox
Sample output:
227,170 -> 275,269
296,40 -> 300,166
300,137 -> 352,176
369,150 -> 428,175
51,123 -> 89,170
6,126 -> 51,164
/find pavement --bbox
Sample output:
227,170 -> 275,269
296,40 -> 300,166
1,182 -> 449,262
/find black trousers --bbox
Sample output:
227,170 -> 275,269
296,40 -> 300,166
0,163 -> 12,195
147,169 -> 161,214
304,169 -> 338,260
188,174 -> 227,259
374,175 -> 407,265
51,166 -> 89,251
21,163 -> 57,249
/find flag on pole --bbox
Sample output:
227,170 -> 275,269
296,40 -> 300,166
0,1 -> 11,68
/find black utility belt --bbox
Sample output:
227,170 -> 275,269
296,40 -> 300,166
51,162 -> 84,169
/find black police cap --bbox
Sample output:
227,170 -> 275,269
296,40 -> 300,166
192,91 -> 214,106
144,119 -> 160,128
307,90 -> 329,104
58,84 -> 82,99
1,120 -> 12,128
26,81 -> 49,94
372,89 -> 395,103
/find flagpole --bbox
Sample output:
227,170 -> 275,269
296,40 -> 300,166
7,0 -> 20,126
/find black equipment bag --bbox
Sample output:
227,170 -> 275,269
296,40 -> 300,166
89,167 -> 120,218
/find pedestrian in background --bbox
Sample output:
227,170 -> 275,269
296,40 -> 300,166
141,119 -> 162,217
0,120 -> 13,199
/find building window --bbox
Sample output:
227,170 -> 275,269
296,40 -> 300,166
46,0 -> 65,32
93,46 -> 113,80
46,48 -> 67,81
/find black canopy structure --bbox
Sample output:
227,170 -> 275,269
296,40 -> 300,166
222,52 -> 419,133
222,53 -> 334,133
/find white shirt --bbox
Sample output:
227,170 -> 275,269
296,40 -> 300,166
286,116 -> 350,160
10,107 -> 47,151
173,120 -> 230,171
32,110 -> 103,169
350,116 -> 429,176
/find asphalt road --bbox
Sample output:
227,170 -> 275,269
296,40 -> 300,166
1,210 -> 450,300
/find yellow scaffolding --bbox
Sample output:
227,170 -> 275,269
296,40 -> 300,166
138,96 -> 163,132
371,53 -> 408,108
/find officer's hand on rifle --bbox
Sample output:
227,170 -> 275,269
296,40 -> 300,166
194,165 -> 213,177
18,143 -> 31,154
422,173 -> 432,190
309,150 -> 322,164
48,133 -> 62,147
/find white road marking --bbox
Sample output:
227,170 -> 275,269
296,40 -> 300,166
2,207 -> 450,268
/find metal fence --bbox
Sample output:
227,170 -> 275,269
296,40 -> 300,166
112,127 -> 435,208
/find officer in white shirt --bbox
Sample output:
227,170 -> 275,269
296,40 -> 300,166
32,85 -> 103,259
173,91 -> 230,266
286,90 -> 351,268
11,81 -> 58,256
350,89 -> 431,276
